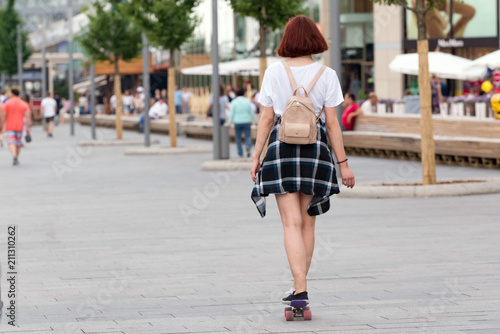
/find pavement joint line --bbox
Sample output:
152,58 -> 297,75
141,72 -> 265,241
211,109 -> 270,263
338,178 -> 500,198
78,139 -> 160,147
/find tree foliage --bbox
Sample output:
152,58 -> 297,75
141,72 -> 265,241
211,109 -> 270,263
227,0 -> 307,31
78,0 -> 142,64
371,0 -> 446,12
0,0 -> 32,77
129,0 -> 200,57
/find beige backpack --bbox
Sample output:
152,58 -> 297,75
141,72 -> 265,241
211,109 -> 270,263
278,61 -> 326,145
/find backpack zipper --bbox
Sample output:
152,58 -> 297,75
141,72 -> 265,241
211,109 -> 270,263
286,100 -> 316,115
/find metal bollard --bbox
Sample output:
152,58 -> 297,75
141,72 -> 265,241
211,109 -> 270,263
221,125 -> 230,159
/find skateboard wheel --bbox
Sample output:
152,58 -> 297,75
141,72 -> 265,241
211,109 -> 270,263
284,307 -> 292,316
285,310 -> 294,321
303,309 -> 312,321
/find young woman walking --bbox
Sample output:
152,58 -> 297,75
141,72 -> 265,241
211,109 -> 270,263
251,15 -> 355,305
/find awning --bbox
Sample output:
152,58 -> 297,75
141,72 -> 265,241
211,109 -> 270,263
466,49 -> 500,70
73,76 -> 108,94
181,57 -> 285,76
389,52 -> 486,80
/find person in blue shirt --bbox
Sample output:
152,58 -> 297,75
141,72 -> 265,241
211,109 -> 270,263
227,88 -> 258,158
174,85 -> 182,114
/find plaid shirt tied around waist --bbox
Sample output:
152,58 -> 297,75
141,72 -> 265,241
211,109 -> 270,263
251,119 -> 340,218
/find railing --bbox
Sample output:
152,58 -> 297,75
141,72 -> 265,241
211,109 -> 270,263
368,95 -> 497,119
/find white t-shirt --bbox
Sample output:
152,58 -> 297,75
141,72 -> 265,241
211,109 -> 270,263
209,94 -> 230,120
149,101 -> 168,118
110,95 -> 117,109
41,97 -> 57,118
181,91 -> 192,102
360,100 -> 374,114
123,95 -> 134,106
258,62 -> 344,122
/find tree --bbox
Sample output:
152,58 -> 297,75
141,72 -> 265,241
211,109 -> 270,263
78,0 -> 142,140
129,0 -> 200,148
0,0 -> 32,82
371,0 -> 446,185
227,0 -> 307,87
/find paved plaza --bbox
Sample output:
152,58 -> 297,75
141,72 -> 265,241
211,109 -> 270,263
0,123 -> 500,334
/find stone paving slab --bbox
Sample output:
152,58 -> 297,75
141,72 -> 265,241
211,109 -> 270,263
78,139 -> 160,147
1,124 -> 499,333
124,145 -> 213,156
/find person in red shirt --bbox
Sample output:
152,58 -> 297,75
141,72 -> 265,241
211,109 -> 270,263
341,92 -> 363,131
0,88 -> 31,166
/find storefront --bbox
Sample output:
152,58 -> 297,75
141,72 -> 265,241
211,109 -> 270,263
403,0 -> 500,96
339,0 -> 374,99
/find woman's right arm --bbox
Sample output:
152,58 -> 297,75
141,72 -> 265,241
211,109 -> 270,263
251,106 -> 275,182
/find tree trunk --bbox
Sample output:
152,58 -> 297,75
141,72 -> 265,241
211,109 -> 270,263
169,49 -> 177,147
415,3 -> 436,185
259,22 -> 267,90
114,57 -> 123,140
416,0 -> 427,40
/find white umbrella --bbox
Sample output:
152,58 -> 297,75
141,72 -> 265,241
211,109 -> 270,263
181,57 -> 284,76
389,52 -> 486,80
466,49 -> 500,70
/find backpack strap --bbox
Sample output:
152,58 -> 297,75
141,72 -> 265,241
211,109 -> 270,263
316,106 -> 325,123
306,65 -> 327,94
282,60 -> 298,91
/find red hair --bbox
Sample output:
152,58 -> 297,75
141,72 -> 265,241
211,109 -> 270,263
276,15 -> 328,58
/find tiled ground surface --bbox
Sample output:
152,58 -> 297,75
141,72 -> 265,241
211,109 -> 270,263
0,123 -> 499,334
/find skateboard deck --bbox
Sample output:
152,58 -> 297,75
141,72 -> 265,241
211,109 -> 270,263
284,300 -> 311,321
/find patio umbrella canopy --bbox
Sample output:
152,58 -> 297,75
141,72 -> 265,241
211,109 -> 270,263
466,49 -> 500,70
181,57 -> 284,76
389,52 -> 486,80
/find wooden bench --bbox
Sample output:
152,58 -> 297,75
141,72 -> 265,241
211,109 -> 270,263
343,114 -> 500,168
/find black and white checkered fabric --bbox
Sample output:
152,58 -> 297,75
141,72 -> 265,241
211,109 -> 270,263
251,118 -> 340,218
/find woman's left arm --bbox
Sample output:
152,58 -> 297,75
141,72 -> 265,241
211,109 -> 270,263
324,106 -> 355,188
251,106 -> 275,182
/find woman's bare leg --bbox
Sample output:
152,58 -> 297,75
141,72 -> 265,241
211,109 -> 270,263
276,192 -> 307,293
299,192 -> 316,275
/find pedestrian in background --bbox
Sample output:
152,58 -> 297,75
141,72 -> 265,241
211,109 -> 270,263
54,94 -> 62,124
110,94 -> 117,114
132,91 -> 143,114
206,85 -> 230,126
123,90 -> 133,116
135,97 -> 167,133
341,92 -> 363,131
227,88 -> 257,158
431,75 -> 443,114
181,87 -> 192,114
0,88 -> 31,165
41,92 -> 58,138
226,84 -> 236,102
78,93 -> 88,115
174,85 -> 183,114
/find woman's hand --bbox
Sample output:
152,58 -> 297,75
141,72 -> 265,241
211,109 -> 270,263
251,157 -> 261,182
340,165 -> 355,188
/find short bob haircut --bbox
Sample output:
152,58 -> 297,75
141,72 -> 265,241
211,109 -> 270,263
276,15 -> 328,58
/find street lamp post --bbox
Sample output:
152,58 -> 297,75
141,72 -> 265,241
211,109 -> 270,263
330,0 -> 343,127
90,63 -> 96,140
17,24 -> 23,96
211,0 -> 221,160
42,17 -> 47,99
67,0 -> 75,136
142,33 -> 151,147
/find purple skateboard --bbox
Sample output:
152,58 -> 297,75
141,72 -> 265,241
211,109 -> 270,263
284,300 -> 311,321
